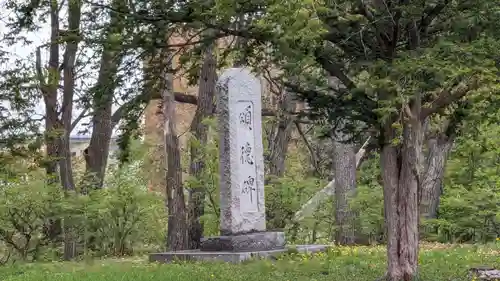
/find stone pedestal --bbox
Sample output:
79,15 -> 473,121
200,231 -> 285,252
149,244 -> 330,263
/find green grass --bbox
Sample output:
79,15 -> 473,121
0,243 -> 498,281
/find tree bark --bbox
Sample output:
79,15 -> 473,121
420,134 -> 453,219
162,55 -> 189,251
187,39 -> 217,249
35,0 -> 62,246
36,0 -> 81,259
381,129 -> 403,281
59,0 -> 80,193
293,137 -> 370,221
39,0 -> 61,183
61,0 -> 81,261
35,0 -> 81,259
382,111 -> 422,281
332,137 -> 357,245
83,0 -> 127,190
267,91 -> 295,178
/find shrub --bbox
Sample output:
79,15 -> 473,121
427,185 -> 500,243
0,158 -> 167,262
0,175 -> 63,261
76,161 -> 167,256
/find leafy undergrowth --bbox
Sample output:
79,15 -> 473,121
0,243 -> 498,281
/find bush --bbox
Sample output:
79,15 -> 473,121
428,123 -> 500,243
0,175 -> 63,261
426,185 -> 500,243
0,159 -> 167,263
266,175 -> 329,242
77,162 -> 167,256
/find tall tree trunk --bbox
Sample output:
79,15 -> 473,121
83,0 -> 127,190
40,0 -> 61,183
420,134 -> 453,219
332,136 -> 357,245
36,0 -> 80,257
382,112 -> 422,281
60,0 -> 81,260
267,91 -> 295,178
162,55 -> 189,251
59,0 -> 80,193
187,40 -> 217,249
381,130 -> 403,281
36,0 -> 62,245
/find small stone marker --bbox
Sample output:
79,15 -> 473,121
200,67 -> 284,251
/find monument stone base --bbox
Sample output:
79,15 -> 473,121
149,244 -> 330,264
200,231 -> 285,252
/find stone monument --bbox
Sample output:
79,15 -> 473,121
199,68 -> 285,252
149,68 -> 328,263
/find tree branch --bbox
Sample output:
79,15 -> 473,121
419,0 -> 450,34
420,77 -> 478,120
90,1 -> 272,46
70,109 -> 88,132
110,92 -> 288,130
35,47 -> 46,89
355,0 -> 392,55
294,120 -> 321,176
314,49 -> 357,90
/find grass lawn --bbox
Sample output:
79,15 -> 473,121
0,243 -> 498,281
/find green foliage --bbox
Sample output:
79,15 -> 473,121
77,163 -> 167,256
263,130 -> 332,242
1,0 -> 499,271
0,244 -> 498,281
266,175 -> 327,233
184,117 -> 221,237
433,186 -> 499,243
350,154 -> 385,244
205,0 -> 500,144
0,176 -> 63,261
0,158 -> 167,263
285,152 -> 386,245
424,121 -> 500,243
288,136 -> 499,246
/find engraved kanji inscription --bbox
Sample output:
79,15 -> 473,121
240,142 -> 254,165
239,105 -> 252,130
241,176 -> 256,203
235,100 -> 259,213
